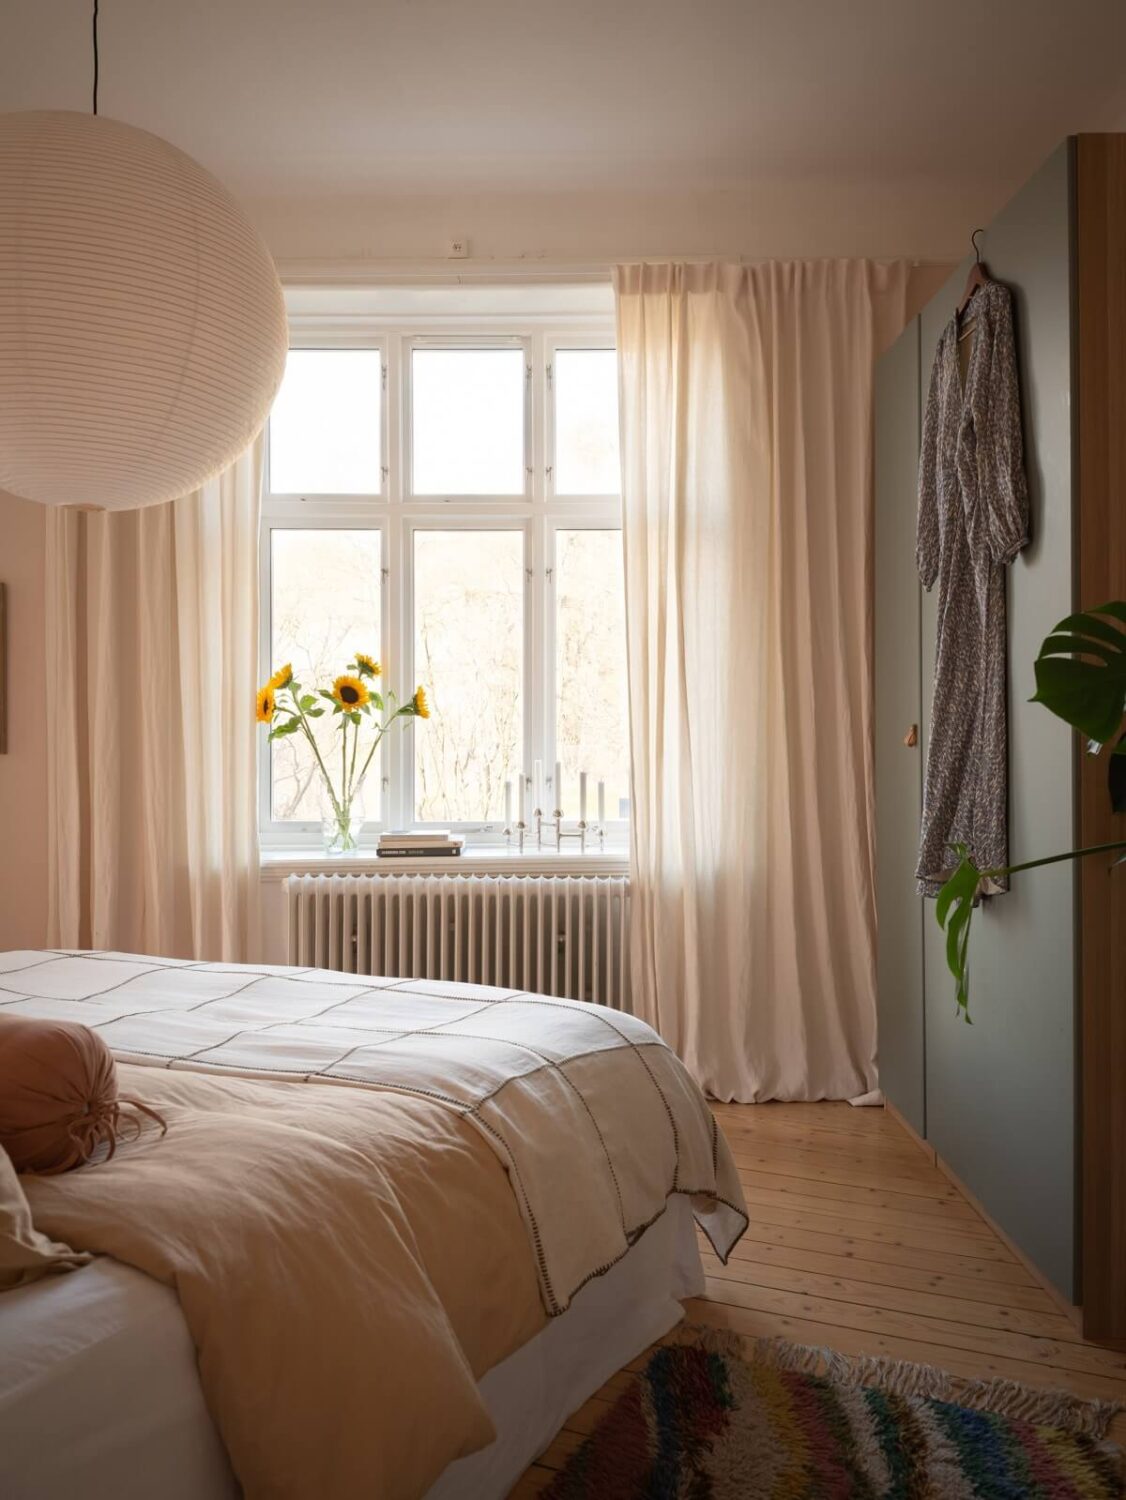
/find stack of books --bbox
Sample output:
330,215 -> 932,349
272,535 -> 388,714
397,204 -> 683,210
376,829 -> 465,859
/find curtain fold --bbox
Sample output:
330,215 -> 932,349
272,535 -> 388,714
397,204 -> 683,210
615,261 -> 909,1101
46,440 -> 263,961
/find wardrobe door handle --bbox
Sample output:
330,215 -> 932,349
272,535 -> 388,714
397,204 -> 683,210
903,724 -> 918,748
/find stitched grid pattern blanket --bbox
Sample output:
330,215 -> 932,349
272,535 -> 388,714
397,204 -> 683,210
0,950 -> 747,1313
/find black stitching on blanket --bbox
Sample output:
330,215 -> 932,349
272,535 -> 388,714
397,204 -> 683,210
548,1187 -> 750,1313
0,955 -> 71,979
0,964 -> 169,1000
511,999 -> 686,1193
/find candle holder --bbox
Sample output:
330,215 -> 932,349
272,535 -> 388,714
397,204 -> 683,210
505,820 -> 528,854
525,810 -> 605,854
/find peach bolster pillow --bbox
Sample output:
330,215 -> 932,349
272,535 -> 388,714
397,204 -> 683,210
0,1015 -> 165,1174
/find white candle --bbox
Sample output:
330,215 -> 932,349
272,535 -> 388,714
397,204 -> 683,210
598,779 -> 605,823
504,779 -> 512,825
534,759 -> 543,811
523,771 -> 531,821
579,770 -> 588,821
554,761 -> 562,812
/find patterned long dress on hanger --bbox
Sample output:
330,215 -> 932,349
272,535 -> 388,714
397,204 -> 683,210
915,280 -> 1030,897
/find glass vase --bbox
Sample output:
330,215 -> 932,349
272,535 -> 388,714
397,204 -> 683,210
319,781 -> 366,857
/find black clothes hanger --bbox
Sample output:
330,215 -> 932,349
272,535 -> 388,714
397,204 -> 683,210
956,228 -> 991,318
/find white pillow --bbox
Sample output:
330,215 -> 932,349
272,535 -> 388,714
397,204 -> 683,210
0,1145 -> 91,1290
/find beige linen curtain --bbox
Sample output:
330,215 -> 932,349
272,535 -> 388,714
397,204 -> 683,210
615,261 -> 909,1101
46,439 -> 263,961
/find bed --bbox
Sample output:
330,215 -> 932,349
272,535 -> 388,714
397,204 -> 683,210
0,950 -> 747,1500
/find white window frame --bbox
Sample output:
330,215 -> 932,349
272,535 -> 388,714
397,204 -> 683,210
404,335 -> 532,502
259,313 -> 628,851
546,336 -> 620,504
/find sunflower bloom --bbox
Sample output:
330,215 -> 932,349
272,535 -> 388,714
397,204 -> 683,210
255,685 -> 275,723
354,653 -> 381,679
333,674 -> 370,711
412,686 -> 430,719
268,663 -> 293,691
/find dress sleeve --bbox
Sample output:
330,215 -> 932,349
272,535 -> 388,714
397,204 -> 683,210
916,347 -> 941,590
980,290 -> 1030,564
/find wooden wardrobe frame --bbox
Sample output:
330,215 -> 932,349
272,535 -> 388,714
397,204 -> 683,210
1075,134 -> 1126,1344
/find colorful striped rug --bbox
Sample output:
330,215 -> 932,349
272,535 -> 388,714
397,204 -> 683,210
543,1327 -> 1124,1498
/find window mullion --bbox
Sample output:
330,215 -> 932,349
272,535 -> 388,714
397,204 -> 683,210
386,333 -> 405,833
527,514 -> 544,817
543,516 -> 558,813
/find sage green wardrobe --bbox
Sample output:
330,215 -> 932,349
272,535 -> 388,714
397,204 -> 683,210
875,137 -> 1121,1321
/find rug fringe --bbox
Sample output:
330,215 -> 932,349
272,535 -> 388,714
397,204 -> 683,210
673,1324 -> 1122,1441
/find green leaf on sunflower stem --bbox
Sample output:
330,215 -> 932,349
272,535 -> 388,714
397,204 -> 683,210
299,695 -> 316,711
372,693 -> 384,711
349,712 -> 362,726
1031,602 -> 1126,747
934,844 -> 988,1021
305,707 -> 325,718
268,718 -> 301,740
318,690 -> 337,704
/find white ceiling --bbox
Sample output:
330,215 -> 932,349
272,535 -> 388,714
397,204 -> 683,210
3,0 -> 1125,265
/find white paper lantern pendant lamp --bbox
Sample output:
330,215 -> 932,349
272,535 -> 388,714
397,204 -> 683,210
0,2 -> 287,510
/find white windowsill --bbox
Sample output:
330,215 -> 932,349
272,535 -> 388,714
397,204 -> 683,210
259,846 -> 630,883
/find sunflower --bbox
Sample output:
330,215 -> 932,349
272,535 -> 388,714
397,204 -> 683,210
268,663 -> 293,692
255,685 -> 276,723
354,653 -> 381,679
333,674 -> 370,711
412,685 -> 430,719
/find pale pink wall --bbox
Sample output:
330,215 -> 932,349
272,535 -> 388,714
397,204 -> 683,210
0,490 -> 48,949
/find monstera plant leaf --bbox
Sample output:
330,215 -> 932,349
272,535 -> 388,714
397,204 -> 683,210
935,600 -> 1126,1019
1031,602 -> 1126,748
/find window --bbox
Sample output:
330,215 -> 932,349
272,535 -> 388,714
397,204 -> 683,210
414,530 -> 524,821
410,345 -> 527,496
269,349 -> 383,495
269,528 -> 382,822
552,348 -> 620,496
554,528 -> 630,821
260,326 -> 627,846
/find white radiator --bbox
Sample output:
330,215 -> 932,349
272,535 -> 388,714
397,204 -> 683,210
286,873 -> 631,1010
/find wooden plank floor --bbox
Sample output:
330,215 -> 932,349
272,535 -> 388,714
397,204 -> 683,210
510,1101 -> 1126,1496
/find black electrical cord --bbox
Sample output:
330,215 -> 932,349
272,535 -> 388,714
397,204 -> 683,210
92,0 -> 99,115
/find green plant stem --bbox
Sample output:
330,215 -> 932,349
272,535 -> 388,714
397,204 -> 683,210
980,838 -> 1126,884
347,710 -> 360,808
284,688 -> 344,823
355,708 -> 406,792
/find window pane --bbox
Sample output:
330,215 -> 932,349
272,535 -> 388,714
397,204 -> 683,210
555,530 -> 629,822
411,348 -> 525,495
414,531 -> 523,820
270,529 -> 381,822
269,349 -> 382,494
554,349 -> 620,495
